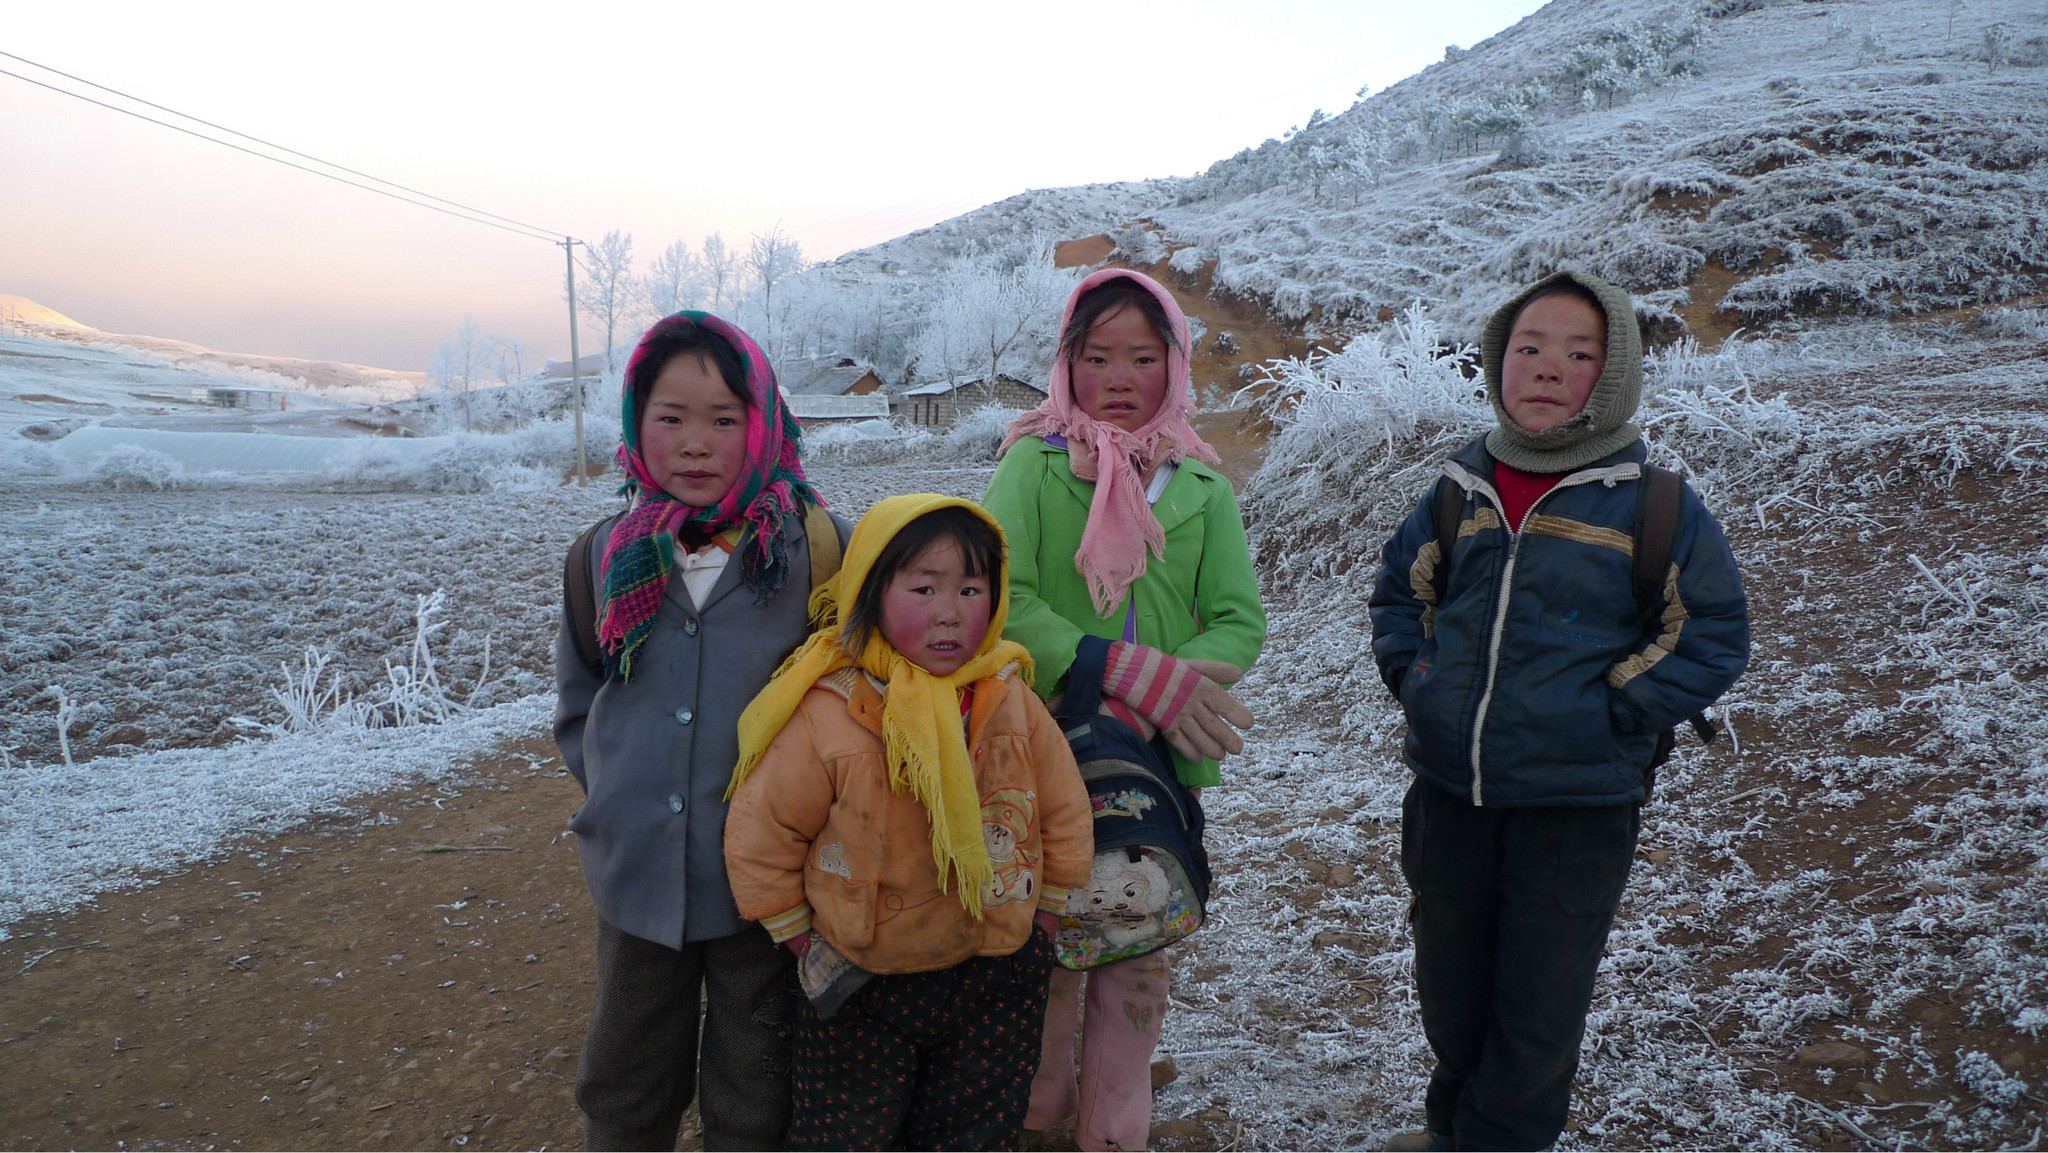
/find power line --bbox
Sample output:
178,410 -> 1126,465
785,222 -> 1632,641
0,48 -> 564,241
0,58 -> 563,244
335,273 -> 563,308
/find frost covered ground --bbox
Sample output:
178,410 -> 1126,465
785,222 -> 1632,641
6,314 -> 2042,1150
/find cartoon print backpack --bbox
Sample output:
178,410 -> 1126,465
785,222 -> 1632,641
1050,636 -> 1211,971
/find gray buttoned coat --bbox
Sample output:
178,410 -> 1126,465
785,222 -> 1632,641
554,510 -> 849,949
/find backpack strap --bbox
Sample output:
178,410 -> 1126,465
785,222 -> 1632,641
1430,475 -> 1463,611
804,502 -> 842,592
1632,464 -> 1683,622
1057,635 -> 1114,724
1630,464 -> 1721,780
563,520 -> 608,678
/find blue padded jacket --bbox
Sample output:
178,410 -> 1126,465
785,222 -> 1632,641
1369,435 -> 1749,807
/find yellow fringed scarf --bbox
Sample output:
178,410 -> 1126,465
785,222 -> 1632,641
728,494 -> 1033,919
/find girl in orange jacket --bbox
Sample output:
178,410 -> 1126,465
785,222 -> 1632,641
725,494 -> 1093,1150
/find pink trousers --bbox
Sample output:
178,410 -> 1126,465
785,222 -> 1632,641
1024,951 -> 1170,1151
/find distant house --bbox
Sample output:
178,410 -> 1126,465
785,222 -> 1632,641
189,387 -> 287,411
773,355 -> 891,425
902,374 -> 1047,430
540,352 -> 609,381
776,355 -> 884,399
784,393 -> 892,423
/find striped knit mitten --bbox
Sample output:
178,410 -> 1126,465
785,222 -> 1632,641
1102,641 -> 1205,732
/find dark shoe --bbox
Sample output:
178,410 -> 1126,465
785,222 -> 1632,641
1382,1128 -> 1451,1152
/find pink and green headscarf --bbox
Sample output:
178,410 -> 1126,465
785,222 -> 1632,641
597,311 -> 820,681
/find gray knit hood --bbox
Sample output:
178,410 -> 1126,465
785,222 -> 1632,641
1481,270 -> 1643,473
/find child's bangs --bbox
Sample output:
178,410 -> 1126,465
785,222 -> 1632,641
839,507 -> 1005,655
1060,278 -> 1180,364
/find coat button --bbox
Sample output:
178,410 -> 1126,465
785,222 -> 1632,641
668,793 -> 685,813
675,707 -> 694,725
684,619 -> 699,636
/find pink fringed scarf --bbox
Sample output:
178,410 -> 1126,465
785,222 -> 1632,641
1000,268 -> 1221,616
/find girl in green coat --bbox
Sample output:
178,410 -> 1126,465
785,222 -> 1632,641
986,269 -> 1265,1151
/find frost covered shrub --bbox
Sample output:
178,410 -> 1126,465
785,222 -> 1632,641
803,420 -> 935,467
1238,303 -> 1484,600
1979,307 -> 2048,340
243,590 -> 500,736
88,444 -> 183,491
415,372 -> 621,437
1496,129 -> 1553,168
939,405 -> 1025,462
805,405 -> 1025,467
0,436 -> 63,477
1241,302 -> 1484,451
322,419 -> 613,493
1956,1049 -> 2028,1107
1111,225 -> 1167,266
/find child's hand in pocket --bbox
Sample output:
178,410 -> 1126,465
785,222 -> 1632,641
786,932 -> 812,959
1033,910 -> 1062,940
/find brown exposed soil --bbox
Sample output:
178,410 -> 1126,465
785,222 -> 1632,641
1052,235 -> 1117,270
0,738 -> 603,1153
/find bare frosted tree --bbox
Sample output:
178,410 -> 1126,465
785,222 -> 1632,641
643,239 -> 704,321
431,314 -> 487,430
1945,0 -> 1969,41
1982,21 -> 2010,72
487,334 -> 525,383
701,232 -> 739,313
908,242 -> 1075,399
746,227 -> 805,350
574,230 -> 637,373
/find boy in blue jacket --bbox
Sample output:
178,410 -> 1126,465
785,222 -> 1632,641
1369,270 -> 1749,1151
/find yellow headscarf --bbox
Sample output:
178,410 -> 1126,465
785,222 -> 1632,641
728,494 -> 1034,918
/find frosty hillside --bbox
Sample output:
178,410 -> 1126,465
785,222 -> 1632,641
6,0 -> 2048,1147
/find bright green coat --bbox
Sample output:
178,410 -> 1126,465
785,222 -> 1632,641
982,436 -> 1267,787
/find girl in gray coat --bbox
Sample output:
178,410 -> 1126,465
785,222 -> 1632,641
554,311 -> 846,1151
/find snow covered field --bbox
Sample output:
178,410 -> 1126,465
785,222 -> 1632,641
0,455 -> 996,937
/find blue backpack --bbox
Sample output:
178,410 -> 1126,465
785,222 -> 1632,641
1049,636 -> 1211,970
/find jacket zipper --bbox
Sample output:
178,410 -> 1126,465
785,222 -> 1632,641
1460,461 -> 1638,806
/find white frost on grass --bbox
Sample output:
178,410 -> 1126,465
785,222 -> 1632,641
0,693 -> 553,939
0,455 -> 999,949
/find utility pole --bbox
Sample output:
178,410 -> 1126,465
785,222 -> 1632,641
558,236 -> 586,483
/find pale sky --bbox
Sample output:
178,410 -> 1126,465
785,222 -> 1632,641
1,0 -> 1547,372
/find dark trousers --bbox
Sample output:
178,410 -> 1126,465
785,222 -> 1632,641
576,918 -> 798,1151
1400,778 -> 1640,1152
789,929 -> 1057,1152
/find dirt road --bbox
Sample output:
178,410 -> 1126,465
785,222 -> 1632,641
0,737 -> 606,1152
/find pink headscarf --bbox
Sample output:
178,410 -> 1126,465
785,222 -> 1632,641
1001,268 -> 1221,616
